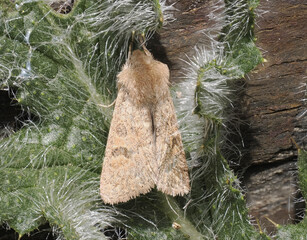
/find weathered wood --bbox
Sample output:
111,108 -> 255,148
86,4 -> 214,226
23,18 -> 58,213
241,0 -> 307,166
244,162 -> 300,233
241,0 -> 307,233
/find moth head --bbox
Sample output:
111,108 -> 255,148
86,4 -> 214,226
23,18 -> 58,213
129,50 -> 153,67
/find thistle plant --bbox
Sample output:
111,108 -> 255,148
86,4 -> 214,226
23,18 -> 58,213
0,0 -> 305,239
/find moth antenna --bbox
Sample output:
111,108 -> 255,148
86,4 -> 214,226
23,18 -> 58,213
97,99 -> 116,108
290,137 -> 301,151
128,30 -> 135,61
142,45 -> 151,56
138,33 -> 151,56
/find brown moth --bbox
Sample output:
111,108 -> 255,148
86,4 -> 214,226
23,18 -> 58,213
100,49 -> 190,204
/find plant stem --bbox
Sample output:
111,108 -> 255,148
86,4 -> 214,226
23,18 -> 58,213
158,192 -> 206,240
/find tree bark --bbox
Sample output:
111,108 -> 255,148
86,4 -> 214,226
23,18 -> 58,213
242,0 -> 307,233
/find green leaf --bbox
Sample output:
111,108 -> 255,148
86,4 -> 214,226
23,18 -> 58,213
0,0 -> 168,238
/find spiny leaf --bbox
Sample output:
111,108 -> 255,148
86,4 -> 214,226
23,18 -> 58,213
0,0 -> 169,238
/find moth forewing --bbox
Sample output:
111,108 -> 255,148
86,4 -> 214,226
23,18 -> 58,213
100,90 -> 157,205
154,95 -> 190,196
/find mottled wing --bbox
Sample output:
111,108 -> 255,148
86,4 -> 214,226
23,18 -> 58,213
100,89 -> 157,204
154,94 -> 190,196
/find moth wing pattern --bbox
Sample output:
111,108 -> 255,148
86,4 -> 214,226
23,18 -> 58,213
100,88 -> 157,205
100,49 -> 190,204
154,93 -> 190,196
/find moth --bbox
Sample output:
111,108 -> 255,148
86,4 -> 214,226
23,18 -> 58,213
100,49 -> 190,204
